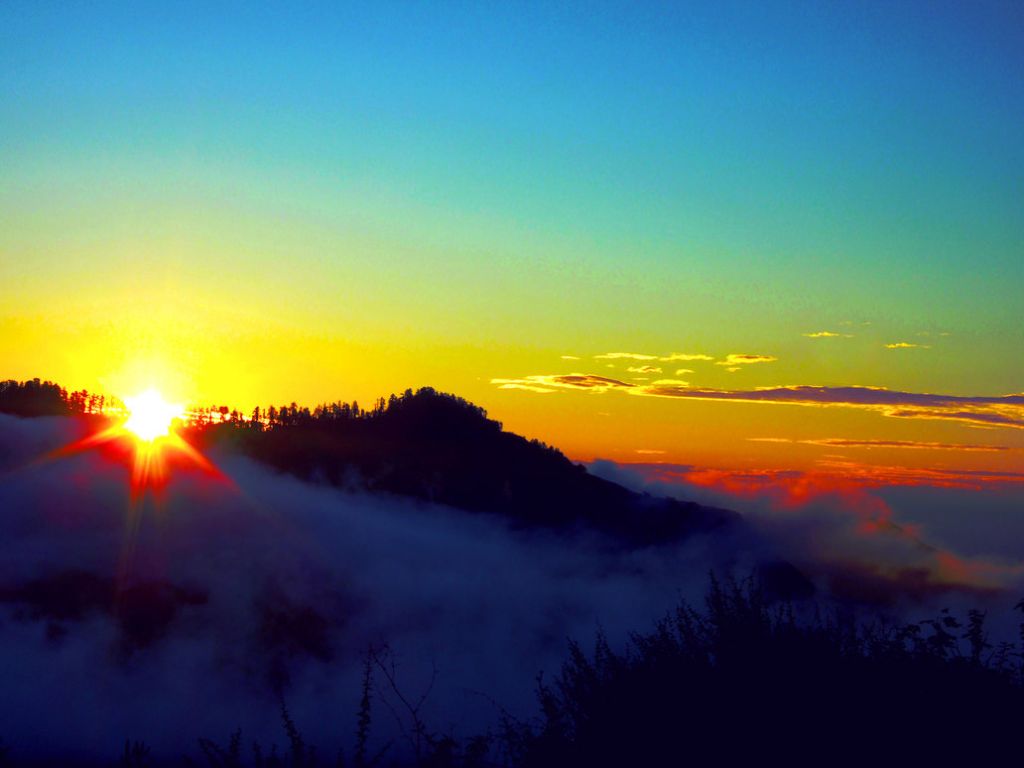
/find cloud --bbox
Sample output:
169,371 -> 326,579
593,352 -> 659,360
492,382 -> 556,393
492,376 -> 1024,431
559,355 -> 581,360
650,379 -> 690,387
593,352 -> 714,362
804,331 -> 852,338
589,460 -> 1024,605
714,354 -> 777,366
805,458 -> 1024,488
674,368 -> 694,375
659,353 -> 714,362
633,449 -> 666,456
808,438 -> 1010,452
610,460 -> 1024,497
0,414 -> 750,761
747,438 -> 1011,452
884,408 -> 1022,429
6,413 -> 1021,763
492,374 -> 635,392
626,365 -> 662,374
885,342 -> 930,349
633,384 -> 1024,430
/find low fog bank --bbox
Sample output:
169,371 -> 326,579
0,416 -> 759,761
589,459 -> 1024,624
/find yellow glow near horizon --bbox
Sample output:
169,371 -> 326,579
122,389 -> 184,442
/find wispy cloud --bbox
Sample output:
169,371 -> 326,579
560,355 -> 581,360
885,342 -> 930,350
804,331 -> 852,338
747,437 -> 1011,453
490,382 -> 556,394
660,353 -> 714,362
594,352 -> 714,362
714,354 -> 777,366
635,383 -> 1024,429
634,463 -> 1024,501
492,375 -> 1024,430
627,365 -> 662,374
812,438 -> 1009,452
593,352 -> 659,360
492,374 -> 636,392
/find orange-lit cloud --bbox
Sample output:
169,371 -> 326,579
806,458 -> 1024,489
636,460 -> 1024,499
714,353 -> 777,366
493,375 -> 1024,430
747,437 -> 1011,452
610,460 -> 1024,598
637,384 -> 1024,429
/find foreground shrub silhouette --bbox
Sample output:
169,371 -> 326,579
188,701 -> 326,768
508,575 -> 1024,767
119,741 -> 153,768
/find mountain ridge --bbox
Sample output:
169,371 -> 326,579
0,379 -> 778,567
192,386 -> 740,547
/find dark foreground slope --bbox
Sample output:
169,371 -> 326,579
190,388 -> 738,547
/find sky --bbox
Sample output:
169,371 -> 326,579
2,1 -> 1022,475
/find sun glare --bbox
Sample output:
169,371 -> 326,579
122,389 -> 184,442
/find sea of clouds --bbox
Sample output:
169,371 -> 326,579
0,415 -> 758,763
2,414 -> 1021,763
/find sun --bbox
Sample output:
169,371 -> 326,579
122,389 -> 185,442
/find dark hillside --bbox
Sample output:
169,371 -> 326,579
192,388 -> 738,547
